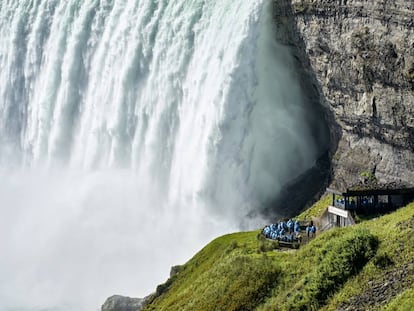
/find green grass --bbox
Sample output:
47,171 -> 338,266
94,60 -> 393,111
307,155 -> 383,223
359,171 -> 377,184
321,202 -> 414,311
143,231 -> 281,311
284,229 -> 377,310
258,227 -> 378,311
142,200 -> 414,311
297,194 -> 331,220
384,287 -> 414,311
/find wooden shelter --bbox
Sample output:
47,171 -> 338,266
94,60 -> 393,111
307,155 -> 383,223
318,186 -> 414,230
327,186 -> 414,212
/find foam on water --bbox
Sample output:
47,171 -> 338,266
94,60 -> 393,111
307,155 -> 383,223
0,0 -> 327,309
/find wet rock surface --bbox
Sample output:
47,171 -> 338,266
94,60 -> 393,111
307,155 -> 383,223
275,0 -> 414,188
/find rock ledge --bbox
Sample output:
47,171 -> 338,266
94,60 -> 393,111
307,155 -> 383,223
101,295 -> 145,311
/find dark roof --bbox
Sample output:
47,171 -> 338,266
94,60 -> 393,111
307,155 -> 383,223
327,186 -> 414,197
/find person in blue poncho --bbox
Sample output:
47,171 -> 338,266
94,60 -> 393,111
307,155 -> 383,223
262,226 -> 270,238
287,219 -> 294,234
306,225 -> 311,238
311,225 -> 316,238
294,220 -> 300,236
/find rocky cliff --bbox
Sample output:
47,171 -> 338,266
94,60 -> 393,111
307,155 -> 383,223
100,3 -> 414,309
275,0 -> 414,189
101,295 -> 145,311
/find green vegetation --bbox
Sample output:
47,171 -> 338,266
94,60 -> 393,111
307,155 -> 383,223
143,231 -> 280,311
257,234 -> 279,252
293,3 -> 309,14
406,68 -> 414,80
257,228 -> 377,311
359,171 -> 377,184
321,202 -> 414,310
297,193 -> 331,220
279,229 -> 377,310
142,199 -> 414,311
384,287 -> 414,311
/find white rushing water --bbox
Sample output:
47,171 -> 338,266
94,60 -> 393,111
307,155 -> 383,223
0,0 -> 327,310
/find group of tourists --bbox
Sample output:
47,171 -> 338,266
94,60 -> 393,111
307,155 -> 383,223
335,198 -> 357,209
262,219 -> 302,242
336,196 -> 390,210
262,219 -> 317,243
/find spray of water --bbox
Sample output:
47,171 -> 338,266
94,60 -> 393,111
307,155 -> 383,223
0,0 -> 327,310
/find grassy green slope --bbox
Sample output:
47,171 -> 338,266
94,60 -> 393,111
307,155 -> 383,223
383,287 -> 414,311
296,193 -> 331,220
322,202 -> 414,310
143,231 -> 281,311
142,201 -> 414,311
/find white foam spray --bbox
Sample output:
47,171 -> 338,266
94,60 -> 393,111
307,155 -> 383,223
0,0 -> 326,310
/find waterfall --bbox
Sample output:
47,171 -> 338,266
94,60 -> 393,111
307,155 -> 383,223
0,0 -> 328,310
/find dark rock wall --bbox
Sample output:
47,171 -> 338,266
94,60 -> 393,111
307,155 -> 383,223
275,0 -> 414,189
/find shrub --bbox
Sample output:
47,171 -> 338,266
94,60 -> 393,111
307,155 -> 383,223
284,229 -> 378,310
360,171 -> 377,184
373,252 -> 394,268
259,239 -> 279,253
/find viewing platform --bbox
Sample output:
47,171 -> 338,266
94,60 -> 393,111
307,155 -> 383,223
319,185 -> 414,230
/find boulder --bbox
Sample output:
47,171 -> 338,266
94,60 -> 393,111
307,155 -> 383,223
101,295 -> 145,311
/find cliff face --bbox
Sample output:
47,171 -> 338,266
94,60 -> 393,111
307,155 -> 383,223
275,0 -> 414,189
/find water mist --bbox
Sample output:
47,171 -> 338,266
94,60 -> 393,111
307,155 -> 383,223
0,0 -> 328,310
